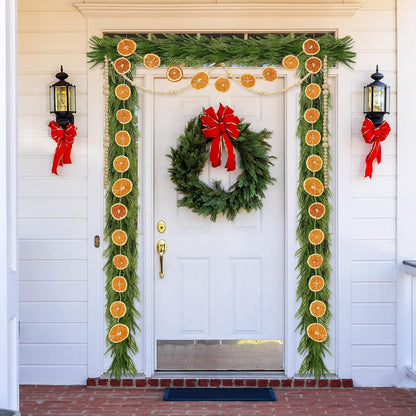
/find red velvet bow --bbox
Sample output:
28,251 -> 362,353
361,118 -> 390,178
201,104 -> 241,171
48,120 -> 77,175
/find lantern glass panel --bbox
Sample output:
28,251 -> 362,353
49,86 -> 55,113
372,85 -> 385,112
364,86 -> 372,113
55,86 -> 68,112
385,85 -> 390,113
68,85 -> 76,112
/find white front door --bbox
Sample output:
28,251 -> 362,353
150,69 -> 285,370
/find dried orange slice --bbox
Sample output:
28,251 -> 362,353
113,155 -> 130,173
307,253 -> 324,269
112,178 -> 133,198
310,300 -> 326,318
308,275 -> 325,292
307,323 -> 327,342
113,254 -> 129,270
282,55 -> 299,70
304,108 -> 320,124
114,57 -> 131,75
112,276 -> 128,293
115,130 -> 131,147
215,77 -> 231,92
110,301 -> 127,318
306,155 -> 323,172
262,67 -> 277,82
166,65 -> 183,82
109,323 -> 129,343
240,73 -> 256,88
308,202 -> 326,220
115,84 -> 131,101
111,229 -> 128,247
143,53 -> 160,69
305,57 -> 322,74
308,228 -> 325,246
305,83 -> 321,100
116,109 -> 132,125
305,130 -> 321,146
303,39 -> 320,56
117,39 -> 136,57
191,72 -> 209,90
111,203 -> 128,220
304,177 -> 324,197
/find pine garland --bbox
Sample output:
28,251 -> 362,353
87,32 -> 355,380
168,115 -> 275,221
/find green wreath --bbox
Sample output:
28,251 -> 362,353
168,112 -> 276,222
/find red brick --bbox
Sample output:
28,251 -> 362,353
257,379 -> 269,388
281,379 -> 292,388
86,378 -> 97,387
222,379 -> 233,387
97,378 -> 108,386
173,379 -> 184,387
210,379 -> 221,387
185,379 -> 196,387
109,379 -> 121,387
294,379 -> 305,387
246,379 -> 257,387
318,379 -> 329,388
269,379 -> 281,388
198,379 -> 209,387
306,379 -> 316,388
160,379 -> 171,387
122,379 -> 133,387
234,379 -> 245,386
330,379 -> 342,388
135,379 -> 146,387
342,379 -> 354,388
147,378 -> 160,387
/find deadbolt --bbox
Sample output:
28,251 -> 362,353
157,220 -> 166,233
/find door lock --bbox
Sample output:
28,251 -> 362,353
157,239 -> 168,278
157,220 -> 166,233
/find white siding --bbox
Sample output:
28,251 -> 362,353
17,0 -> 88,384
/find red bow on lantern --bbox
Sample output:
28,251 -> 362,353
201,103 -> 241,171
48,120 -> 77,175
361,118 -> 391,178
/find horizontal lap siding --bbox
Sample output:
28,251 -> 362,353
350,0 -> 397,386
18,0 -> 88,384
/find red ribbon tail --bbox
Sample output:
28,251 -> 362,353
223,133 -> 236,171
209,136 -> 222,168
62,144 -> 73,165
364,140 -> 380,179
52,143 -> 68,175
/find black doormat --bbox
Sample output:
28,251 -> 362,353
163,387 -> 276,401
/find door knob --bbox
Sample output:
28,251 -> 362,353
157,239 -> 167,278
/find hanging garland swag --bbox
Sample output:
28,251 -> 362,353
87,33 -> 355,381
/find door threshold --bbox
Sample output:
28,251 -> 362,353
154,371 -> 285,379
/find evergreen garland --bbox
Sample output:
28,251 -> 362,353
168,115 -> 275,221
87,32 -> 355,380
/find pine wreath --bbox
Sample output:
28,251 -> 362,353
168,111 -> 276,221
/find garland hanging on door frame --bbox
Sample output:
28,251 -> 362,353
88,33 -> 355,380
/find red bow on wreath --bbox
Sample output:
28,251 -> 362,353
201,103 -> 241,171
361,118 -> 390,179
48,121 -> 77,175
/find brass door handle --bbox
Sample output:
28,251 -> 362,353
157,239 -> 167,278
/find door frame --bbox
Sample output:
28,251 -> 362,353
78,1 -> 359,379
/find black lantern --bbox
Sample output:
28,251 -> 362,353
363,65 -> 390,127
49,66 -> 76,128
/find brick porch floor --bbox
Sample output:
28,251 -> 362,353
19,385 -> 416,416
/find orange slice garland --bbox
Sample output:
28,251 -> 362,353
309,300 -> 326,318
113,155 -> 130,173
304,177 -> 324,197
308,275 -> 325,292
112,178 -> 133,198
306,154 -> 323,172
114,57 -> 131,75
308,228 -> 325,246
215,77 -> 231,93
143,53 -> 161,69
308,202 -> 326,220
303,39 -> 320,56
116,109 -> 132,124
262,67 -> 278,82
108,323 -> 129,343
240,73 -> 256,88
282,55 -> 299,70
110,301 -> 127,318
304,108 -> 320,124
166,65 -> 184,82
305,57 -> 322,74
114,84 -> 131,101
111,229 -> 128,247
112,276 -> 128,293
117,39 -> 136,57
115,130 -> 131,147
305,83 -> 322,100
307,253 -> 324,269
191,72 -> 209,90
113,254 -> 129,270
305,130 -> 321,146
111,203 -> 128,220
307,323 -> 327,342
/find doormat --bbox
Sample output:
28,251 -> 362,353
163,387 -> 276,401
